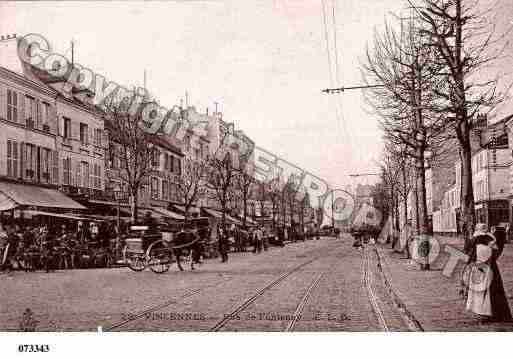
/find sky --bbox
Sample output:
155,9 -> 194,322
2,0 -> 512,193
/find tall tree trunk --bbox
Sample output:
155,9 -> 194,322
414,176 -> 420,234
131,187 -> 139,222
242,194 -> 247,229
460,139 -> 476,254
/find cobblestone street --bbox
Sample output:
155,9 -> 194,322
0,236 -> 401,331
2,235 -> 512,332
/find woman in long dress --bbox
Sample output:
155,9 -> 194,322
466,224 -> 512,322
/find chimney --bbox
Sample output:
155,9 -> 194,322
0,33 -> 24,74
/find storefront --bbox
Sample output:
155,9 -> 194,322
475,199 -> 509,228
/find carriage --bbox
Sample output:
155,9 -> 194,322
123,217 -> 213,274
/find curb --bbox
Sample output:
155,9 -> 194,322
374,246 -> 424,332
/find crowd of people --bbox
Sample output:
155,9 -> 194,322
0,218 -> 119,272
0,210 -> 334,272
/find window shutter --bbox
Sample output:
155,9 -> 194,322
7,140 -> 12,177
36,100 -> 42,129
75,160 -> 81,187
18,92 -> 25,125
0,88 -> 6,120
52,150 -> 59,185
99,163 -> 103,190
19,142 -> 25,180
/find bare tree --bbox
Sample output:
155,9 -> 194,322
104,94 -> 157,221
417,0 -> 511,247
206,152 -> 236,230
175,156 -> 209,224
234,165 -> 255,229
362,14 -> 447,249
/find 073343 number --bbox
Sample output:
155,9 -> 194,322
17,344 -> 50,353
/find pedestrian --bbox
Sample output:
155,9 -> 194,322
465,223 -> 512,323
252,226 -> 262,254
218,225 -> 229,263
262,227 -> 269,251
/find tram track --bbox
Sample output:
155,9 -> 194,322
104,280 -> 228,331
210,257 -> 321,331
284,272 -> 325,332
362,245 -> 389,331
210,244 -> 348,332
106,242 -> 340,332
361,244 -> 422,332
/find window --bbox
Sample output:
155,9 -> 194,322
170,155 -> 175,172
25,96 -> 36,128
6,140 -> 19,178
109,144 -> 117,169
151,177 -> 159,199
94,128 -> 102,147
41,102 -> 50,131
63,157 -> 71,185
80,123 -> 88,145
25,143 -> 37,180
52,151 -> 58,184
76,161 -> 81,187
63,117 -> 71,139
185,135 -> 191,152
40,148 -> 51,183
164,154 -> 171,171
92,163 -> 101,189
176,157 -> 181,175
7,89 -> 18,123
152,149 -> 160,168
162,180 -> 169,201
81,161 -> 90,188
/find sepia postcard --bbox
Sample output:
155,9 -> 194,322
1,0 -> 513,357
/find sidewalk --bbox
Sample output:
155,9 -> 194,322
376,236 -> 513,331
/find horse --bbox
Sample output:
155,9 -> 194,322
171,229 -> 205,271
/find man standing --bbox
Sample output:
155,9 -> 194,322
254,226 -> 263,254
218,225 -> 229,263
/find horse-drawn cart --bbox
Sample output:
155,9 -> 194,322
123,220 -> 210,273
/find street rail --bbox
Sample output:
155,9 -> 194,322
210,254 -> 328,331
285,272 -> 325,332
104,280 -> 228,331
362,244 -> 423,331
362,246 -> 389,331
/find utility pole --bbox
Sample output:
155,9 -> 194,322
322,84 -> 385,94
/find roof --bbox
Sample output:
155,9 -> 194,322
0,182 -> 86,211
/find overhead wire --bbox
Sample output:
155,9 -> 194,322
326,0 -> 360,187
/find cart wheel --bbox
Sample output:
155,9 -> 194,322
123,246 -> 147,272
147,240 -> 171,274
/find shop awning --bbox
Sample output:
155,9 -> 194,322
173,204 -> 200,214
153,207 -> 185,220
203,208 -> 242,226
0,182 -> 85,211
23,210 -> 89,221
